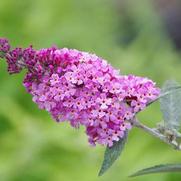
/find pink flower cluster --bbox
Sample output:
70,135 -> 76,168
0,38 -> 10,58
0,38 -> 160,147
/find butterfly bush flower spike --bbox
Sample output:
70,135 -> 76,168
0,38 -> 160,147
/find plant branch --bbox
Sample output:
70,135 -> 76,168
131,118 -> 181,150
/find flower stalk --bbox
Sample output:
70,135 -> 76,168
131,118 -> 181,150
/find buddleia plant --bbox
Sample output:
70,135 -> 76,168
1,37 -> 181,177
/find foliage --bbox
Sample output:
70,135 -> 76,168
1,0 -> 181,181
130,164 -> 181,177
99,132 -> 128,176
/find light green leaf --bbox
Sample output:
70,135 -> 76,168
98,132 -> 128,176
130,164 -> 181,177
160,80 -> 181,130
148,84 -> 181,106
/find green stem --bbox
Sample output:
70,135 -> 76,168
132,118 -> 181,150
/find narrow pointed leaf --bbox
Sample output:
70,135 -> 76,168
130,164 -> 181,177
160,80 -> 181,130
98,132 -> 128,176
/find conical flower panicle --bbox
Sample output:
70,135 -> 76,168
0,38 -> 160,147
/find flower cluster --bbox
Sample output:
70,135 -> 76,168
0,38 -> 160,147
5,48 -> 24,74
0,38 -> 10,58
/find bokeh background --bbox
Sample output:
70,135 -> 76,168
0,0 -> 181,180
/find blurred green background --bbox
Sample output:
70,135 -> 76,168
0,0 -> 181,180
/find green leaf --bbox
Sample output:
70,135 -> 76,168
160,80 -> 181,130
98,132 -> 128,176
147,83 -> 181,106
130,164 -> 181,177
